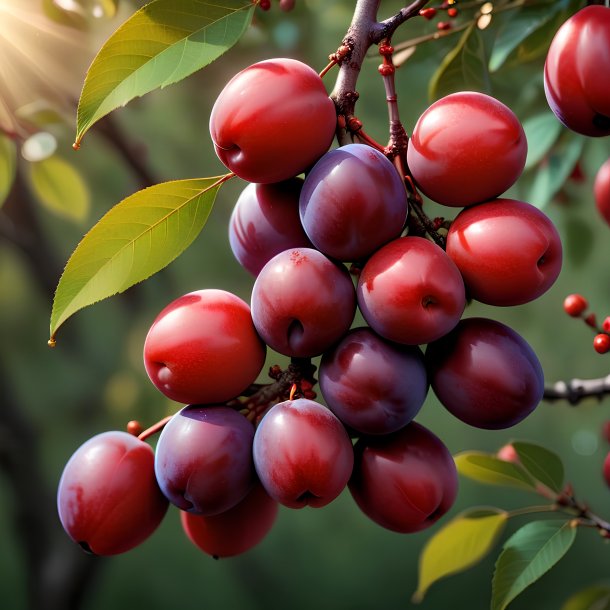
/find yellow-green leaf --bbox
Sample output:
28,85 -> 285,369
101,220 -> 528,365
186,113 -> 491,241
49,175 -> 229,344
75,0 -> 255,146
492,520 -> 577,610
413,507 -> 508,603
455,451 -> 537,491
28,155 -> 90,223
562,584 -> 610,610
0,134 -> 17,209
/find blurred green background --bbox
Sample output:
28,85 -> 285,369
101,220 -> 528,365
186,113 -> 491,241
1,1 -> 609,609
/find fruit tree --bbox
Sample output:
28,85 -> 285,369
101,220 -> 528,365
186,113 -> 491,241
1,0 -> 610,609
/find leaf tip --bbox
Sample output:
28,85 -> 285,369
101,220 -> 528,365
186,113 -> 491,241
72,139 -> 81,151
411,591 -> 424,604
48,336 -> 57,348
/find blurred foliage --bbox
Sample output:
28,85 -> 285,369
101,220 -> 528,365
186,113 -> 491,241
1,0 -> 610,609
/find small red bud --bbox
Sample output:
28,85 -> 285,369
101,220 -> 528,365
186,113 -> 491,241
379,44 -> 394,56
447,7 -> 458,17
593,333 -> 610,354
347,117 -> 363,132
378,63 -> 395,76
437,21 -> 452,31
126,420 -> 143,436
563,294 -> 588,317
603,317 -> 610,333
258,0 -> 271,10
419,7 -> 437,19
585,313 -> 598,328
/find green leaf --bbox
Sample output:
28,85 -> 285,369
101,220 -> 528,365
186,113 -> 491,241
563,216 -> 595,268
429,24 -> 491,101
0,134 -> 17,209
455,451 -> 537,492
49,176 -> 228,343
492,520 -> 577,610
413,507 -> 508,603
562,584 -> 610,610
489,4 -> 559,73
75,0 -> 255,146
522,112 -> 563,171
527,133 -> 585,209
28,156 -> 90,223
511,442 -> 564,494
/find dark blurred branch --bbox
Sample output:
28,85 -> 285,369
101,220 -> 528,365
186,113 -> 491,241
543,374 -> 610,405
95,113 -> 159,189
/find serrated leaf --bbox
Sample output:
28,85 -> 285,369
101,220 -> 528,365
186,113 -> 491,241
429,24 -> 491,101
413,507 -> 508,603
492,520 -> 577,610
455,452 -> 537,491
511,442 -> 564,494
527,133 -> 584,209
28,155 -> 90,223
49,176 -> 228,343
522,112 -> 563,170
489,4 -> 559,73
0,134 -> 17,209
75,0 -> 255,146
562,584 -> 610,610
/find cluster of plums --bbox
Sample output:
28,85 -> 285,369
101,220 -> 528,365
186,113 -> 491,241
57,48 -> 566,559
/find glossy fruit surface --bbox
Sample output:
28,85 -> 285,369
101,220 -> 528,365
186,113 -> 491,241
563,293 -> 588,317
349,422 -> 458,533
229,178 -> 312,275
253,398 -> 354,508
319,327 -> 428,435
426,317 -> 544,429
594,158 -> 610,226
209,58 -> 336,183
143,289 -> 266,405
544,6 -> 610,137
406,91 -> 527,206
445,199 -> 562,306
357,236 -> 465,345
181,482 -> 278,558
299,143 -> 408,261
604,452 -> 610,488
251,248 -> 356,357
57,431 -> 168,555
154,406 -> 255,515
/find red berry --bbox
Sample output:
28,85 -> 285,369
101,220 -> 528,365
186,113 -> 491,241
349,422 -> 458,533
209,58 -> 336,184
57,432 -> 169,555
602,317 -> 610,333
447,7 -> 458,17
258,0 -> 271,10
407,92 -> 527,207
419,7 -> 437,19
585,313 -> 598,328
446,199 -> 562,307
437,21 -> 452,31
563,294 -> 588,317
143,289 -> 266,405
181,482 -> 278,558
544,5 -> 610,137
593,334 -> 610,354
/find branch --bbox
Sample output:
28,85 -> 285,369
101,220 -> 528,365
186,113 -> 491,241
543,374 -> 610,405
